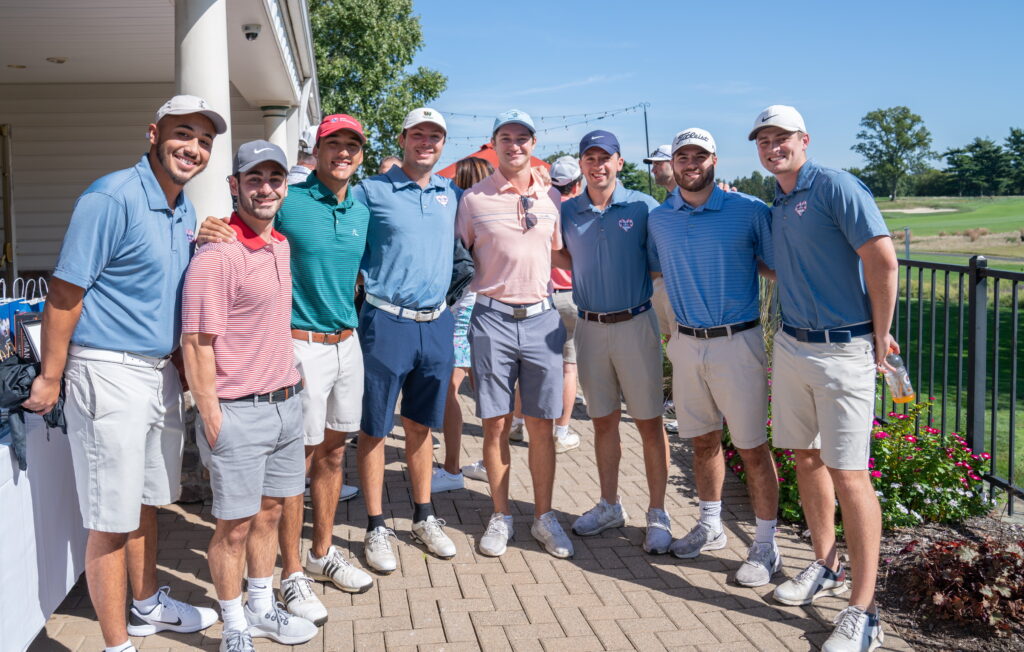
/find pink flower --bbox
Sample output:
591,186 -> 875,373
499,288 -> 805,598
870,470 -> 882,478
766,419 -> 772,427
969,474 -> 982,481
874,432 -> 889,440
869,460 -> 875,469
778,478 -> 785,483
981,452 -> 992,460
904,435 -> 918,443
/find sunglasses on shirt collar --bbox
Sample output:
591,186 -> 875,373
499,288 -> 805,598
518,195 -> 537,232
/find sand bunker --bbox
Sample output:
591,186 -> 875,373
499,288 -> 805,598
882,207 -> 958,214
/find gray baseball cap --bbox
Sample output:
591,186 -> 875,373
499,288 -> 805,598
155,94 -> 227,134
549,156 -> 581,186
233,140 -> 288,175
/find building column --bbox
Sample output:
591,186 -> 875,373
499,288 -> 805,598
175,0 -> 232,219
261,105 -> 291,161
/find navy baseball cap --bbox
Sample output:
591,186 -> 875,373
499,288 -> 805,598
578,130 -> 620,157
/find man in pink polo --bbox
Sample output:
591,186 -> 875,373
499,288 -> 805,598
456,109 -> 573,559
182,141 -> 317,651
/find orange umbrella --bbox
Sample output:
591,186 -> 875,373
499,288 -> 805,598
436,143 -> 550,178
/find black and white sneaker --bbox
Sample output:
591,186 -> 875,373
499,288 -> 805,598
773,560 -> 849,606
126,586 -> 218,636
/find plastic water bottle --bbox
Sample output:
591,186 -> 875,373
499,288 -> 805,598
883,353 -> 915,404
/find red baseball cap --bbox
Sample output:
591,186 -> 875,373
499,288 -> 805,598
316,114 -> 366,144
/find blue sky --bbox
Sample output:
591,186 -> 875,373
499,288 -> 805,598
416,0 -> 1022,181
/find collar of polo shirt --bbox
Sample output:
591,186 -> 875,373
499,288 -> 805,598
228,213 -> 285,250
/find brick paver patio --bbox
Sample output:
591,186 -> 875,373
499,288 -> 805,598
31,389 -> 912,651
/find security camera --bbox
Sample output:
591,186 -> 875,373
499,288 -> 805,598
242,24 -> 261,41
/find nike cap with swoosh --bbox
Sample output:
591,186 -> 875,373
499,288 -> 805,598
748,105 -> 806,140
233,139 -> 289,174
579,129 -> 620,156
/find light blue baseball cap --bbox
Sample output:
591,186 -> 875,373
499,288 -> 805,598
492,109 -> 536,135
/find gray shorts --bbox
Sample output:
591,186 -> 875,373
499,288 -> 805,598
197,394 -> 306,520
468,300 -> 566,419
552,290 -> 578,363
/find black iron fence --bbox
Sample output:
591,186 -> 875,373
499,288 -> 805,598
882,255 -> 1024,513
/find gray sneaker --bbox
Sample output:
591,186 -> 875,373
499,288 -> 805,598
461,459 -> 488,482
643,508 -> 672,554
554,428 -> 581,453
411,516 -> 457,559
773,560 -> 849,606
734,541 -> 782,587
220,628 -> 255,652
479,512 -> 513,556
670,522 -> 726,559
508,421 -> 525,441
244,601 -> 317,645
532,511 -> 574,558
572,498 -> 627,536
822,607 -> 884,652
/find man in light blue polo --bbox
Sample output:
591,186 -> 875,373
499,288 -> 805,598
751,105 -> 898,652
557,130 -> 671,554
647,128 -> 782,587
350,107 -> 460,573
23,95 -> 224,652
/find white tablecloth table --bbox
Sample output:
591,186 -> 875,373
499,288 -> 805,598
0,414 -> 87,652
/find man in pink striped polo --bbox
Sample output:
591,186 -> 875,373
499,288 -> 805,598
181,141 -> 316,651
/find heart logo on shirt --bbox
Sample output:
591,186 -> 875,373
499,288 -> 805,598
618,218 -> 634,232
436,195 -> 449,206
795,200 -> 807,216
185,229 -> 196,242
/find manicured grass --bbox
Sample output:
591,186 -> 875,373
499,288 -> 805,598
878,196 -> 1024,237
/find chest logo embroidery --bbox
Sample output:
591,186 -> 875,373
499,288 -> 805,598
795,200 -> 807,216
436,195 -> 449,207
618,218 -> 634,232
352,229 -> 359,237
185,228 -> 196,242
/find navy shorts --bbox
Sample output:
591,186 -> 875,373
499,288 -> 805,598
358,304 -> 455,438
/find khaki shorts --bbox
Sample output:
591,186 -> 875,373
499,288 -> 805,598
293,335 -> 363,445
771,331 -> 877,470
667,325 -> 768,448
65,355 -> 185,533
575,309 -> 663,420
551,290 -> 578,363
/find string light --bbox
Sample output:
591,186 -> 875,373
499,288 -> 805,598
439,104 -> 645,141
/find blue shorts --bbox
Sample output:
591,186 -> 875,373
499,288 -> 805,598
358,304 -> 455,438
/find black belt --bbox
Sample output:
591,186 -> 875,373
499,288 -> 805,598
225,381 -> 304,404
677,318 -> 759,339
578,301 -> 652,324
552,288 -> 573,293
781,322 -> 873,344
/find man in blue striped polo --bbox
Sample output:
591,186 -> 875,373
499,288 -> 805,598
647,128 -> 781,587
557,130 -> 672,554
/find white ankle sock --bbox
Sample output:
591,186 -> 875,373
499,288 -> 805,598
219,595 -> 246,632
754,517 -> 777,545
132,589 -> 160,613
104,642 -> 135,652
246,575 -> 274,613
555,424 -> 569,437
698,500 -> 722,532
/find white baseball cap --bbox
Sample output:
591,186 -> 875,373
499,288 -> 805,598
298,126 -> 317,154
671,128 -> 716,155
549,156 -> 581,187
402,107 -> 447,133
748,105 -> 806,140
155,95 -> 227,134
643,144 -> 673,163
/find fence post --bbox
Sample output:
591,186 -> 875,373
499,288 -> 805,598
966,255 -> 988,455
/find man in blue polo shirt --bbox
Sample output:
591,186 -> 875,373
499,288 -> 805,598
556,130 -> 671,554
647,128 -> 782,587
23,95 -> 224,652
350,107 -> 460,572
751,105 -> 897,652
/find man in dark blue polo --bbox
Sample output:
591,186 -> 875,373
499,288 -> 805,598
351,107 -> 461,573
557,130 -> 672,554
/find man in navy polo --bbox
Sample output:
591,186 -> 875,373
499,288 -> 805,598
350,107 -> 461,572
751,105 -> 897,652
647,128 -> 781,587
556,130 -> 672,554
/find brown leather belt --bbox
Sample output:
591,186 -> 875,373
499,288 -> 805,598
291,328 -> 354,344
225,380 -> 304,404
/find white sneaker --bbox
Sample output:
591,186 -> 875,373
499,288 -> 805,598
532,511 -> 574,558
461,459 -> 488,482
554,428 -> 581,453
220,628 -> 255,652
363,526 -> 398,573
304,545 -> 373,593
431,467 -> 464,493
643,508 -> 673,554
822,607 -> 884,652
244,601 -> 317,645
411,515 -> 457,558
773,560 -> 849,606
572,498 -> 627,536
509,421 -> 525,441
479,512 -> 513,556
280,572 -> 327,626
734,541 -> 782,587
670,522 -> 727,559
127,586 -> 218,636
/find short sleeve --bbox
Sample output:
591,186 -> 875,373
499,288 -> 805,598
52,192 -> 128,289
349,182 -> 368,207
827,172 -> 890,251
456,194 -> 475,249
752,202 -> 775,270
181,246 -> 234,337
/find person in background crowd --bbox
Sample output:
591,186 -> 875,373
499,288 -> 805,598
377,155 -> 402,175
182,141 -> 317,651
433,156 -> 495,492
287,126 -> 318,185
647,128 -> 780,586
644,144 -> 677,197
23,95 -> 225,652
349,107 -> 462,570
751,105 -> 898,652
557,131 -> 670,554
456,109 -> 573,559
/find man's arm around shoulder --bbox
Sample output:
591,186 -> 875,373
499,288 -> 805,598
22,277 -> 85,414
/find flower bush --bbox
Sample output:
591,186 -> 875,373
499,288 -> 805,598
724,399 -> 995,529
